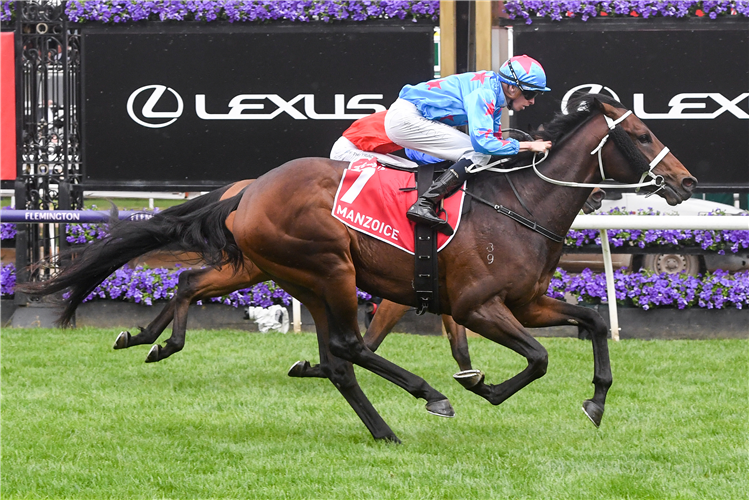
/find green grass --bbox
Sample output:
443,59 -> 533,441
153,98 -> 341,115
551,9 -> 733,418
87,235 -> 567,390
2,328 -> 747,499
83,198 -> 187,211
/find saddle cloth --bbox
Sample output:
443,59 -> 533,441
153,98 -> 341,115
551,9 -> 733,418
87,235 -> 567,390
331,157 -> 466,254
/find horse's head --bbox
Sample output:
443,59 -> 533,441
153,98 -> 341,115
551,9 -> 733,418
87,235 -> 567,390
595,98 -> 697,205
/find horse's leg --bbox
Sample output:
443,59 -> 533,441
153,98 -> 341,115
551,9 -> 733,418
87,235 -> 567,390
362,300 -> 409,351
113,296 -> 177,349
456,295 -> 549,407
319,277 -> 454,418
146,261 -> 268,362
289,299 -> 411,378
513,296 -> 612,427
441,314 -> 488,389
281,284 -> 400,443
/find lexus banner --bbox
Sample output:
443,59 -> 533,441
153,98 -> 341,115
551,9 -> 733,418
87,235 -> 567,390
511,21 -> 749,191
82,23 -> 434,189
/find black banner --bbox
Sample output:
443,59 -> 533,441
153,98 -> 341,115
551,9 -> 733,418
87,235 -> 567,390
82,23 -> 434,189
511,20 -> 749,191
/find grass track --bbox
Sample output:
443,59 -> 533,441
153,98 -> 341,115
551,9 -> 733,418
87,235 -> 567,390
2,327 -> 747,499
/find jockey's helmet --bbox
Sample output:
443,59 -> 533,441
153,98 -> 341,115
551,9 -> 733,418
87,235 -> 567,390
498,55 -> 551,99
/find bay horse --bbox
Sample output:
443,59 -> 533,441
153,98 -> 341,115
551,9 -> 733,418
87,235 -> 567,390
22,95 -> 696,442
112,182 -> 603,390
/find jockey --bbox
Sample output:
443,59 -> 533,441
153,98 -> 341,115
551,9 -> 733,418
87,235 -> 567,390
384,55 -> 553,235
330,110 -> 442,168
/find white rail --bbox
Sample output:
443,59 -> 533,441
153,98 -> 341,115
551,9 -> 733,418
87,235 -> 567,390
569,215 -> 749,340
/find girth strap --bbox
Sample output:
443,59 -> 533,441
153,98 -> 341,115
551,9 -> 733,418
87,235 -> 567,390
462,189 -> 565,243
413,164 -> 441,315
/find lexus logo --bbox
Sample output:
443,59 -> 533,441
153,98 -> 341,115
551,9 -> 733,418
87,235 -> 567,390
127,85 -> 184,128
561,84 -> 621,114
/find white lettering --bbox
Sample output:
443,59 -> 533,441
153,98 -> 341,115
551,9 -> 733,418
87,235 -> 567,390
363,216 -> 372,228
634,92 -> 749,120
335,206 -> 348,217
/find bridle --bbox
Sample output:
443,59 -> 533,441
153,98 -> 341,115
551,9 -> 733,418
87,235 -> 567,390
531,109 -> 670,195
459,108 -> 674,242
466,107 -> 671,196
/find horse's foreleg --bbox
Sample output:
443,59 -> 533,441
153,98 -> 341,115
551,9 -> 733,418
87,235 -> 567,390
514,296 -> 612,427
362,299 -> 409,351
456,296 -> 549,407
442,314 -> 486,389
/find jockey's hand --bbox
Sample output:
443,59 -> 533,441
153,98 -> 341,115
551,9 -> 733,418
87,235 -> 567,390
519,140 -> 552,153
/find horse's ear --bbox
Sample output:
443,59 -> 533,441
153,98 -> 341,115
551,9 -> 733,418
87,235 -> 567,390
591,97 -> 605,112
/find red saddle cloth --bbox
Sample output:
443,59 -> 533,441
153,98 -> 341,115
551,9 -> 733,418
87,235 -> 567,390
332,157 -> 466,254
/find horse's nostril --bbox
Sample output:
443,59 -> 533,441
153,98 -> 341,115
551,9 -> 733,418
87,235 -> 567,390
682,177 -> 697,190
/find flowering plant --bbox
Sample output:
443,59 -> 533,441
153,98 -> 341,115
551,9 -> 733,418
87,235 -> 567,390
1,1 -> 440,23
566,208 -> 749,254
547,267 -> 749,310
2,262 -> 744,309
1,207 -> 17,240
503,1 -> 749,24
1,263 -> 15,297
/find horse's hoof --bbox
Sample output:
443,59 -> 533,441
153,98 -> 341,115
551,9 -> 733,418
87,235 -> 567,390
582,400 -> 604,427
453,369 -> 485,389
287,360 -> 310,377
377,433 -> 402,444
426,399 -> 455,418
145,345 -> 160,363
113,331 -> 130,350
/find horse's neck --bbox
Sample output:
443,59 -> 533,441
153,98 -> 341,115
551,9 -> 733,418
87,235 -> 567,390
478,116 -> 606,237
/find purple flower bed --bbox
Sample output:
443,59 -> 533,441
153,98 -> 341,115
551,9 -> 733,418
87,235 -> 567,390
6,0 -> 747,24
1,1 -> 439,23
1,263 -> 15,297
566,208 -> 749,254
2,262 -> 746,310
503,1 -> 749,24
547,268 -> 749,310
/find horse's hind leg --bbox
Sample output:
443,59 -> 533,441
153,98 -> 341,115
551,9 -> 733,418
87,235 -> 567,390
282,284 -> 400,442
514,296 -> 612,427
319,277 -> 454,418
289,299 -> 413,378
146,261 -> 268,362
113,298 -> 176,349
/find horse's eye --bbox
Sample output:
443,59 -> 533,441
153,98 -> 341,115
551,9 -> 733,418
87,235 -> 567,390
637,133 -> 652,144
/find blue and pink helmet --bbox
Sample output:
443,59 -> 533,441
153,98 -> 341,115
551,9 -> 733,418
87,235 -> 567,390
498,55 -> 551,94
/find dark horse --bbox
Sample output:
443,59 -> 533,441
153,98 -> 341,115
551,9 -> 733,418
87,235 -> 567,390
22,96 -> 696,443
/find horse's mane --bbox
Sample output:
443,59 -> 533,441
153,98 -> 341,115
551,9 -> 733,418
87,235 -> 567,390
497,93 -> 628,170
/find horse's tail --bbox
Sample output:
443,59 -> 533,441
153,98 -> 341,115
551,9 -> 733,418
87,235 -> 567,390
18,187 -> 247,326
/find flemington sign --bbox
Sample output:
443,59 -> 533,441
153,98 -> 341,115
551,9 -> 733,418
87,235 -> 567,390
510,19 -> 749,192
82,23 -> 433,189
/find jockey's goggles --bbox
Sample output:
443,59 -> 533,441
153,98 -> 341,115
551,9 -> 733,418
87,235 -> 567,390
503,63 -> 546,101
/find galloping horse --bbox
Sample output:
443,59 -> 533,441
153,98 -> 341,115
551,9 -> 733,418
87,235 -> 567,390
22,95 -> 696,442
112,183 -> 603,388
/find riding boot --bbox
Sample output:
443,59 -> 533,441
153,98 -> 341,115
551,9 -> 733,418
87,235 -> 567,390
407,159 -> 471,236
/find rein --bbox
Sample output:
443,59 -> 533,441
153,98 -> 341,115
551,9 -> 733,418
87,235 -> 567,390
460,188 -> 565,243
531,110 -> 669,193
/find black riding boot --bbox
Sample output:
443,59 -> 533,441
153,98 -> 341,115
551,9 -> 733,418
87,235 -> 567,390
407,159 -> 471,236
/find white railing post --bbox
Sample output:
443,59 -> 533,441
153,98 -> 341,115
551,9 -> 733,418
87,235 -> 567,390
598,229 -> 620,341
292,298 -> 301,333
